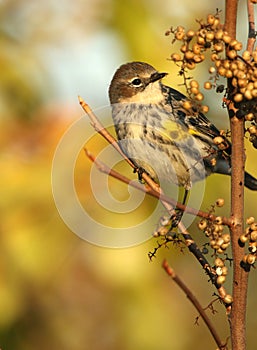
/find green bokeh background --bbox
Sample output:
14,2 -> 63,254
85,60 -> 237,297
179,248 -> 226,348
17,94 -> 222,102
1,1 -> 256,349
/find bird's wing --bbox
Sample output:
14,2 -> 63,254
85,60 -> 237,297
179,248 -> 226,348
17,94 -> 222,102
162,84 -> 231,155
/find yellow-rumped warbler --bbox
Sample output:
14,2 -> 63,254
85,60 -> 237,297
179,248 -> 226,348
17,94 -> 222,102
109,61 -> 257,191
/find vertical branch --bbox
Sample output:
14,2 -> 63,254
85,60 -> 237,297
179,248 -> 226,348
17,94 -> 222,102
225,0 -> 238,38
228,104 -> 248,350
225,1 -> 248,350
247,0 -> 256,52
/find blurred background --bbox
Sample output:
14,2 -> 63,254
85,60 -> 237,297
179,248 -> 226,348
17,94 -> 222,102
1,0 -> 257,349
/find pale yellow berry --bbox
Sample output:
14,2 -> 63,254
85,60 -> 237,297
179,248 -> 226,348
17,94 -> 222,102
221,242 -> 230,250
246,254 -> 256,265
250,222 -> 257,230
214,42 -> 224,52
222,34 -> 231,44
217,66 -> 226,76
210,158 -> 216,166
248,125 -> 257,135
185,50 -> 194,60
226,70 -> 233,78
217,237 -> 225,246
242,50 -> 251,61
236,70 -> 247,80
239,234 -> 248,243
213,136 -> 224,145
216,198 -> 225,207
227,50 -> 237,59
244,89 -> 253,100
238,79 -> 247,88
193,54 -> 204,63
250,231 -> 257,241
223,294 -> 233,305
216,266 -> 223,276
215,216 -> 223,225
253,52 -> 257,62
251,89 -> 257,98
229,39 -> 238,47
223,60 -> 230,69
221,266 -> 228,275
180,44 -> 187,53
153,231 -> 159,237
171,53 -> 182,61
193,44 -> 201,54
246,217 -> 255,225
198,28 -> 207,38
207,14 -> 215,25
215,29 -> 224,40
222,234 -> 230,243
206,31 -> 215,41
198,219 -> 207,230
209,66 -> 216,74
211,53 -> 220,62
190,80 -> 199,88
234,93 -> 243,102
204,81 -> 212,90
230,62 -> 238,71
201,105 -> 209,113
245,113 -> 254,121
212,18 -> 220,28
237,61 -> 246,71
175,31 -> 185,40
215,257 -> 224,267
217,248 -> 224,254
186,29 -> 195,38
217,275 -> 226,285
197,36 -> 206,45
247,82 -> 254,90
234,42 -> 243,51
186,62 -> 196,70
182,100 -> 192,110
190,87 -> 199,95
249,242 -> 257,252
195,92 -> 204,101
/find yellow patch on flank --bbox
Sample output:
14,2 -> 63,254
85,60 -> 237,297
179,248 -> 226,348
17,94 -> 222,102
162,119 -> 188,141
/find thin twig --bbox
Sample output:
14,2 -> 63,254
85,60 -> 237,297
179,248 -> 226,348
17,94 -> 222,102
162,260 -> 228,350
79,96 -> 160,192
85,148 -> 231,224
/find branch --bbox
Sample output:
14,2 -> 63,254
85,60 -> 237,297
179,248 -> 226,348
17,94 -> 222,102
85,148 -> 232,225
162,260 -> 228,350
247,0 -> 256,52
225,1 -> 249,349
79,96 -> 160,193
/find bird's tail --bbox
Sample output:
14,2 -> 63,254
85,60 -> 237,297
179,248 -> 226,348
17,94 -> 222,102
245,172 -> 257,191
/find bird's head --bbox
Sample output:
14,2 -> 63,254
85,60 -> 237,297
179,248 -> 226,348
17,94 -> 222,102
108,61 -> 167,104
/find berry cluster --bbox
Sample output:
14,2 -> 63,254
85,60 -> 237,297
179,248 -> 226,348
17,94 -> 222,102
214,257 -> 228,286
239,216 -> 257,270
166,12 -> 257,148
213,257 -> 233,304
198,198 -> 230,257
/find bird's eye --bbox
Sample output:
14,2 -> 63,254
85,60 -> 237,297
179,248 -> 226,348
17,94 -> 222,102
131,78 -> 142,86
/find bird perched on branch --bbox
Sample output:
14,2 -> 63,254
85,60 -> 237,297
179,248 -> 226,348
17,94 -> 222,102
108,61 -> 257,192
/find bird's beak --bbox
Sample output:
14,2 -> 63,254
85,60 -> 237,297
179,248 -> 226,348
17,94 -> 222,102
149,72 -> 168,83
